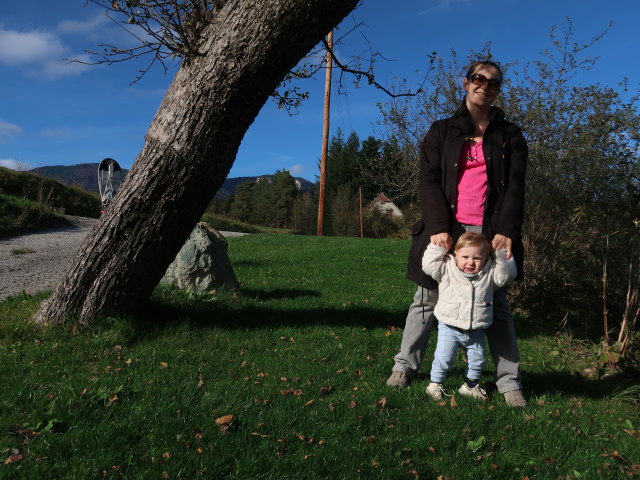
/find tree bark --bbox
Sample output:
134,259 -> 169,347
33,0 -> 359,324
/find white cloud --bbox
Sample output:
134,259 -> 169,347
39,53 -> 93,79
418,0 -> 472,15
0,158 -> 29,170
287,164 -> 306,176
39,126 -> 72,138
0,29 -> 66,65
0,27 -> 95,79
56,13 -> 109,36
0,121 -> 22,143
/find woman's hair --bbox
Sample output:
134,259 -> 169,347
454,232 -> 491,258
465,60 -> 503,80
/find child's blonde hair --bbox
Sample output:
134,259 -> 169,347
454,232 -> 491,259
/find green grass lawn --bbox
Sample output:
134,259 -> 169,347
1,234 -> 638,479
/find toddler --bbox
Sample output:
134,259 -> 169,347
421,232 -> 516,400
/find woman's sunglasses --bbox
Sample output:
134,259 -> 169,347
467,73 -> 501,91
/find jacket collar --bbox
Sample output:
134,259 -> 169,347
449,101 -> 505,134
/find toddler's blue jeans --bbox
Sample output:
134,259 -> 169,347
429,322 -> 486,383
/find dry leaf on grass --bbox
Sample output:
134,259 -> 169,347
215,415 -> 234,425
4,454 -> 25,465
280,389 -> 302,396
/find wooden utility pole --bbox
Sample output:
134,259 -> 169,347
316,30 -> 333,236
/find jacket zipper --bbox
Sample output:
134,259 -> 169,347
469,278 -> 475,330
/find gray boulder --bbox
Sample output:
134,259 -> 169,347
162,222 -> 239,292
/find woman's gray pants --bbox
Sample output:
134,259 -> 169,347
391,285 -> 523,394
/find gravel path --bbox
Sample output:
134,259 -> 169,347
0,217 -> 247,301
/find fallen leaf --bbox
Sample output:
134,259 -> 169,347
4,454 -> 25,465
159,362 -> 168,368
611,450 -> 629,463
215,415 -> 234,426
371,459 -> 380,468
195,447 -> 204,454
250,432 -> 269,438
623,429 -> 638,437
377,397 -> 388,409
108,394 -> 119,405
428,446 -> 436,454
280,389 -> 302,396
304,399 -> 315,407
450,396 -> 458,407
384,331 -> 392,337
162,452 -> 171,459
11,427 -> 39,439
349,401 -> 357,408
294,432 -> 314,444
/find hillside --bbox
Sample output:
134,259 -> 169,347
30,164 -> 316,199
0,167 -> 101,235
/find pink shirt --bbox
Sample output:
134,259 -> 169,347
455,141 -> 487,225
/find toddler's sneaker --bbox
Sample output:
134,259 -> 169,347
458,383 -> 488,400
426,382 -> 446,400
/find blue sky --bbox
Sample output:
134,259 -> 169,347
1,0 -> 637,181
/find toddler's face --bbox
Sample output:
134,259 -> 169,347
455,245 -> 487,274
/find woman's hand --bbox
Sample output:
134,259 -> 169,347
430,232 -> 453,250
492,234 -> 512,259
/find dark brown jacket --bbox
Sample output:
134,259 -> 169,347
407,104 -> 528,289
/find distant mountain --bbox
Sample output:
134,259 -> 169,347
213,175 -> 317,200
30,163 -> 128,193
30,164 -> 317,199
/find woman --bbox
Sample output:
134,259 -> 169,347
386,60 -> 528,408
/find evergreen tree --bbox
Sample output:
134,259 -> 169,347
251,176 -> 275,226
271,170 -> 297,228
228,180 -> 254,222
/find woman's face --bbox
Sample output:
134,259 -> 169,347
463,65 -> 501,110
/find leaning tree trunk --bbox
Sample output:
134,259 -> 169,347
34,0 -> 359,325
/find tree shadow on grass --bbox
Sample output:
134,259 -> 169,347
240,288 -> 321,301
521,370 -> 637,401
137,287 -> 405,340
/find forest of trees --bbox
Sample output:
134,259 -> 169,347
216,132 -> 411,237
